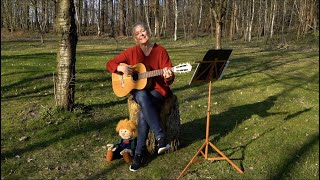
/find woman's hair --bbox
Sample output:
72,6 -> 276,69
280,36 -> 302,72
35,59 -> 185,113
131,21 -> 150,37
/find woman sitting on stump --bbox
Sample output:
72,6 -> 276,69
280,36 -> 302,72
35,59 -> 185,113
106,21 -> 174,171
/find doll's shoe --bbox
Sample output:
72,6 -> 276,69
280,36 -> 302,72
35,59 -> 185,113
106,149 -> 113,162
129,154 -> 143,172
157,137 -> 170,154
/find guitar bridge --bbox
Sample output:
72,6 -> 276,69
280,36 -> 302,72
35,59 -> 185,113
120,75 -> 124,88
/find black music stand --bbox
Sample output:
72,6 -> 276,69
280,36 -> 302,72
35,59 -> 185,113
177,49 -> 243,179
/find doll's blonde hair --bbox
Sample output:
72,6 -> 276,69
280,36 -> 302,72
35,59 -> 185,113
116,118 -> 137,138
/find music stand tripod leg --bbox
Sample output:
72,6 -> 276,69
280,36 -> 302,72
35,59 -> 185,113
177,141 -> 207,179
208,142 -> 244,173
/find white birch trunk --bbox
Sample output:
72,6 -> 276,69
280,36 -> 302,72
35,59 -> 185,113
174,0 -> 178,41
198,0 -> 202,28
248,0 -> 255,42
270,0 -> 276,38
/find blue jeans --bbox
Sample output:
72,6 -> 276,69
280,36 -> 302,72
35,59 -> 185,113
132,89 -> 165,155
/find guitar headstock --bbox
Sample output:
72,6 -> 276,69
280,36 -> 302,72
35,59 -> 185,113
173,63 -> 192,73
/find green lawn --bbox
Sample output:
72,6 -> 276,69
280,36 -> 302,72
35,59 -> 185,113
1,34 -> 319,179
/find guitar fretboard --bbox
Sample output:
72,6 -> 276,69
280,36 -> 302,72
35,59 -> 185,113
138,67 -> 174,79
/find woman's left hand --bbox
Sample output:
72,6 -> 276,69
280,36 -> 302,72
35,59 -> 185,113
163,67 -> 173,81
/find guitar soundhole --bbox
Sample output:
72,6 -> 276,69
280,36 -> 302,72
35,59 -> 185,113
132,72 -> 139,81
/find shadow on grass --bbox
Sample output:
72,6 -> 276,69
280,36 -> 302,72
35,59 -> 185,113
179,88 -> 314,172
271,133 -> 319,179
1,52 -> 56,62
219,105 -> 311,170
89,98 -> 128,109
219,127 -> 277,171
179,95 -> 281,147
86,160 -> 125,180
1,68 -> 111,101
1,73 -> 53,92
1,115 -> 125,161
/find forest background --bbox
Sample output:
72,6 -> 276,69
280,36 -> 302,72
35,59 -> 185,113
2,0 -> 318,42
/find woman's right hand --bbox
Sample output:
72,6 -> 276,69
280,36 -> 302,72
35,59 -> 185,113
117,65 -> 133,75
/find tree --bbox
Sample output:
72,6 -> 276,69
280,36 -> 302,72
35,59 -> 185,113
31,0 -> 48,43
144,0 -> 152,36
229,0 -> 236,41
0,0 -> 318,43
207,0 -> 228,49
173,0 -> 178,41
153,0 -> 160,39
55,0 -> 78,111
119,0 -> 126,36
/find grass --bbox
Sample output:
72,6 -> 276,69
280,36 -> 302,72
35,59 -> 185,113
1,32 -> 319,179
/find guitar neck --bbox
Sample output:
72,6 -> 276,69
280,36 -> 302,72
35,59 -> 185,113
139,67 -> 174,79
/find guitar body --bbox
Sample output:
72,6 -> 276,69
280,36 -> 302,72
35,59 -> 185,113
111,62 -> 192,97
112,63 -> 148,97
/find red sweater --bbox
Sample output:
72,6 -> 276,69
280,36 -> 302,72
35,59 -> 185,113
106,43 -> 174,97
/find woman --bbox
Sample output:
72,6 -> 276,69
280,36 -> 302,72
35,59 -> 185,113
106,22 -> 174,171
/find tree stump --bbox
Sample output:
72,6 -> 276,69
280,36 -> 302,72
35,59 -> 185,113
128,94 -> 181,155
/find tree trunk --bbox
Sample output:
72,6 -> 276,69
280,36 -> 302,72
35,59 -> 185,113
182,0 -> 187,40
263,0 -> 268,38
101,0 -> 105,33
229,0 -> 236,41
128,0 -> 135,34
248,0 -> 255,42
83,0 -> 88,35
192,0 -> 199,38
244,0 -> 249,41
154,0 -> 160,39
215,19 -> 222,49
119,0 -> 126,36
144,0 -> 152,36
174,0 -> 178,41
281,0 -> 287,42
110,0 -> 115,37
257,0 -> 263,39
198,0 -> 203,29
270,0 -> 276,38
77,0 -> 82,35
209,7 -> 214,40
140,0 -> 144,20
97,0 -> 101,36
55,0 -> 78,111
160,0 -> 166,37
3,0 -> 14,32
209,0 -> 227,49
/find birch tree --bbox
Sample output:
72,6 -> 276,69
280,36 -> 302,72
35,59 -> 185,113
55,0 -> 78,111
248,0 -> 255,42
174,0 -> 178,41
270,0 -> 276,38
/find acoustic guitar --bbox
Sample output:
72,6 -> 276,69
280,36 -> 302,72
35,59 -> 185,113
112,63 -> 192,97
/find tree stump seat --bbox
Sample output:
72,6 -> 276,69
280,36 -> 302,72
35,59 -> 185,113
128,94 -> 181,155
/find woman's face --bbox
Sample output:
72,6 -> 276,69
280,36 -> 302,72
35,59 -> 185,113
133,25 -> 149,45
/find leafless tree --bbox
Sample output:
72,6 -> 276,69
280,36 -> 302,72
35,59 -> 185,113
55,0 -> 78,111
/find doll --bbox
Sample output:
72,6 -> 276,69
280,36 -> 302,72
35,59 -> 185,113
106,118 -> 137,163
